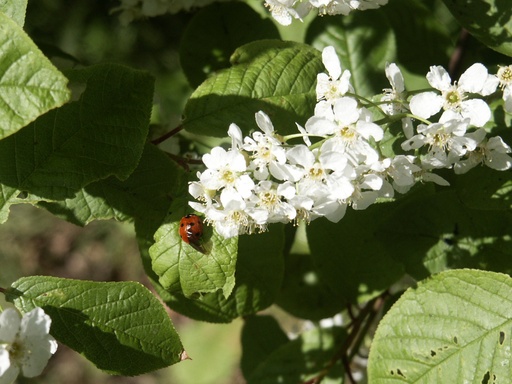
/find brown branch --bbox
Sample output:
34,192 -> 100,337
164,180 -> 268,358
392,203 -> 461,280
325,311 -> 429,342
151,125 -> 184,145
448,29 -> 470,80
304,291 -> 389,384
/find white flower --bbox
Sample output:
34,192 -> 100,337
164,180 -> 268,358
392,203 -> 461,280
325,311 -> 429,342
382,63 -> 406,115
264,0 -> 311,25
497,65 -> 512,113
243,112 -> 291,181
308,97 -> 383,165
200,147 -> 254,198
401,119 -> 479,168
0,308 -> 57,383
455,134 -> 512,174
410,64 -> 498,127
251,180 -> 297,223
205,188 -> 266,238
382,63 -> 414,138
316,46 -> 353,112
311,0 -> 353,16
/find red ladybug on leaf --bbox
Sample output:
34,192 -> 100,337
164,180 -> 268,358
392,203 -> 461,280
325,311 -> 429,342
179,214 -> 206,253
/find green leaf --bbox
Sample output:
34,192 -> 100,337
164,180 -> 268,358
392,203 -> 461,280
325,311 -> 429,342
149,205 -> 238,298
307,203 -> 405,304
305,7 -> 396,97
38,143 -> 184,227
368,269 -> 512,383
381,0 -> 453,73
180,2 -> 280,88
276,252 -> 347,320
453,164 -> 512,211
158,227 -> 285,322
442,0 -> 512,56
241,315 -> 290,379
0,12 -> 70,139
245,324 -> 346,384
0,63 -> 154,223
376,190 -> 512,280
6,276 -> 185,376
0,0 -> 27,26
182,40 -> 323,137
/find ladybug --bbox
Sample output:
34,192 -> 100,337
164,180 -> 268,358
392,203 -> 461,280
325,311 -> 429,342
179,214 -> 205,253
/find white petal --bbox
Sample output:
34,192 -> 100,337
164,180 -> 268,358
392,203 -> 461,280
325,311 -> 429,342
356,121 -> 383,141
422,172 -> 450,186
487,136 -> 511,152
296,123 -> 312,146
0,364 -> 19,384
385,63 -> 405,93
322,46 -> 342,80
401,135 -> 426,151
461,99 -> 491,127
352,191 -> 378,210
323,201 -> 348,223
286,144 -> 315,168
504,86 -> 512,113
481,75 -> 500,96
426,66 -> 451,91
255,111 -> 274,136
20,308 -> 52,338
333,97 -> 359,125
314,100 -> 334,120
410,92 -> 443,118
0,348 -> 10,376
362,174 -> 383,190
0,309 -> 20,344
458,63 -> 488,93
485,152 -> 512,170
228,123 -> 243,149
306,116 -> 337,136
402,117 -> 414,139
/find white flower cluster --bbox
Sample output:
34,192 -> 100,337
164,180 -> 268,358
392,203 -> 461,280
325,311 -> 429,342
0,308 -> 57,383
189,46 -> 512,239
113,0 -> 387,25
265,0 -> 389,25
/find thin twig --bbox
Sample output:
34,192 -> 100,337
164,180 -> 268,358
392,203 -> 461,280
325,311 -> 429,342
151,125 -> 184,145
448,29 -> 470,79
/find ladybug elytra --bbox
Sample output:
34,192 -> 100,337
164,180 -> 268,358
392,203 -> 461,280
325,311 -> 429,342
179,214 -> 205,253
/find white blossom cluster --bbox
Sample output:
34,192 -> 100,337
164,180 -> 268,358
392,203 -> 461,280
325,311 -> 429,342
113,0 -> 387,25
0,308 -> 57,383
188,46 -> 512,239
265,0 -> 388,25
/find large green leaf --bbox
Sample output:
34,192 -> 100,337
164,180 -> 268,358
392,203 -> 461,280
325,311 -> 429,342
305,7 -> 396,97
307,202 -> 406,304
0,0 -> 27,26
6,276 -> 185,376
381,0 -> 453,74
157,227 -> 285,322
180,2 -> 279,88
368,269 -> 512,383
442,0 -> 512,56
0,63 -> 154,223
38,143 -> 183,227
149,207 -> 238,298
276,252 -> 347,320
182,40 -> 323,137
376,190 -> 512,280
0,12 -> 70,139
